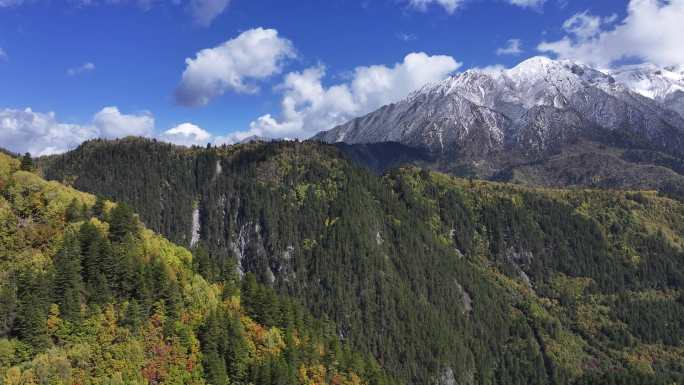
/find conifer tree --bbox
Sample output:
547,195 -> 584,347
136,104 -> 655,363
79,222 -> 102,288
115,234 -> 141,298
200,310 -> 231,385
225,313 -> 250,382
241,273 -> 259,319
0,280 -> 17,336
92,195 -> 106,219
15,291 -> 50,350
204,349 -> 230,385
192,244 -> 214,282
122,299 -> 143,333
15,271 -> 51,349
84,236 -> 114,304
108,203 -> 137,242
53,231 -> 84,322
259,286 -> 280,327
20,152 -> 34,172
65,198 -> 85,222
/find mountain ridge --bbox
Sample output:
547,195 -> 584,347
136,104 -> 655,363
38,137 -> 684,385
316,56 -> 684,157
314,56 -> 684,198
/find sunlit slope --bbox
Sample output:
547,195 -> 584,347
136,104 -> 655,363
0,151 -> 395,385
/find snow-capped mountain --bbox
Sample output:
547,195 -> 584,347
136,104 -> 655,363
315,57 -> 684,160
609,64 -> 684,118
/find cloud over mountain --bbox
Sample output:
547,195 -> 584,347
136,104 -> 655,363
539,0 -> 684,67
175,28 -> 295,107
228,52 -> 461,142
0,107 -> 154,155
497,39 -> 523,56
160,122 -> 213,146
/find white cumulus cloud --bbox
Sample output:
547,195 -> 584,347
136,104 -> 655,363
496,39 -> 523,56
0,108 -> 98,156
408,0 -> 463,13
407,0 -> 545,13
397,32 -> 418,42
470,64 -> 507,75
92,106 -> 154,138
507,0 -> 546,8
67,62 -> 95,76
189,0 -> 230,26
175,27 -> 296,107
223,52 -> 461,143
538,0 -> 684,67
559,11 -> 618,41
0,107 -> 155,155
160,122 -> 212,146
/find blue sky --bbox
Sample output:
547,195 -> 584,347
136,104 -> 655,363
1,0 -> 680,154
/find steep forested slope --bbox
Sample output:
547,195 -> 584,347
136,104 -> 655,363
0,151 -> 394,385
41,138 -> 684,385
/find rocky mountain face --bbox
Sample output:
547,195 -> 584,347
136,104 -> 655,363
317,57 -> 684,155
315,57 -> 684,196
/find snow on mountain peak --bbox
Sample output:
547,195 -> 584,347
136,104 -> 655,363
315,56 -> 684,158
410,56 -> 684,116
508,55 -> 556,74
609,63 -> 684,101
408,56 -> 613,114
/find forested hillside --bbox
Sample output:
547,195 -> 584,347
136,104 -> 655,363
0,151 -> 394,385
41,138 -> 684,385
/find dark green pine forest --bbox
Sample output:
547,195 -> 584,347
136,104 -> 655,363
33,137 -> 684,385
0,150 -> 396,385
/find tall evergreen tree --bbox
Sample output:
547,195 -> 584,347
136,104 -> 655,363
65,198 -> 85,222
14,271 -> 51,349
108,203 -> 137,242
225,312 -> 250,382
0,279 -> 17,336
53,231 -> 84,322
240,273 -> 261,321
85,237 -> 114,304
20,152 -> 34,172
92,195 -> 106,219
204,349 -> 230,385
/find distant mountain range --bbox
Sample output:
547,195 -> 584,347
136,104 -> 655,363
316,57 -> 684,199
